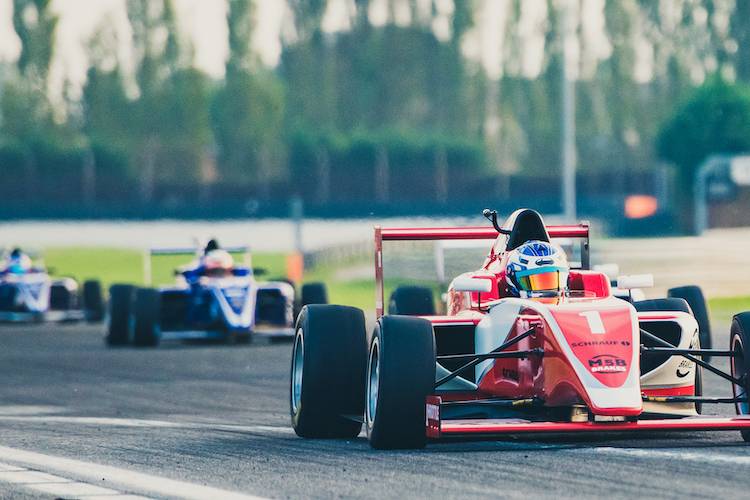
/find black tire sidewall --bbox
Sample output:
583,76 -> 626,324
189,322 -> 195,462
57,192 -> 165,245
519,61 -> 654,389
82,280 -> 104,322
366,315 -> 435,449
668,286 -> 712,351
133,288 -> 161,347
388,286 -> 436,316
633,298 -> 691,314
290,305 -> 366,438
300,283 -> 328,307
107,284 -> 134,345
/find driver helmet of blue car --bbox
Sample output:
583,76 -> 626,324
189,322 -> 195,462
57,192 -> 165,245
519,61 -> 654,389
5,248 -> 32,274
202,249 -> 234,277
505,240 -> 569,298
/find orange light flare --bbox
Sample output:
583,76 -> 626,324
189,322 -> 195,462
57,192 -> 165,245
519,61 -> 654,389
624,195 -> 658,219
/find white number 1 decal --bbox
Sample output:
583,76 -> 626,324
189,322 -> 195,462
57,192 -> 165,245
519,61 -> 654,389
580,311 -> 606,334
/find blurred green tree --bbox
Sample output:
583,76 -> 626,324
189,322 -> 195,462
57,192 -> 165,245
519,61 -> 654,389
658,76 -> 750,231
211,0 -> 286,194
658,77 -> 750,183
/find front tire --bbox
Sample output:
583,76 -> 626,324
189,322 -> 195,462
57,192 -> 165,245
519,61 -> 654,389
366,315 -> 436,449
107,284 -> 134,346
290,305 -> 366,438
133,288 -> 161,347
82,280 -> 105,323
730,312 -> 750,442
633,298 -> 690,314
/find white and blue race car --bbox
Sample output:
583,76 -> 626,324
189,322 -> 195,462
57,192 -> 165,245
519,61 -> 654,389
0,249 -> 104,323
106,242 -> 327,347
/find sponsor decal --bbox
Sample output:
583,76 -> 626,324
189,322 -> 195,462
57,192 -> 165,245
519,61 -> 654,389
425,403 -> 440,422
676,359 -> 693,378
571,340 -> 630,348
588,354 -> 627,373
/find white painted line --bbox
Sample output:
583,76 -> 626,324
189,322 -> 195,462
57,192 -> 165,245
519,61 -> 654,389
28,481 -> 120,496
0,469 -> 69,484
0,461 -> 147,499
0,416 -> 185,428
0,463 -> 24,472
0,445 -> 266,500
589,447 -> 750,465
84,496 -> 153,500
0,414 -> 296,435
0,405 -> 66,416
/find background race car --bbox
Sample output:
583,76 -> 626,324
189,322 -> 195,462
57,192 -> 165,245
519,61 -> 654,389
107,244 -> 327,347
0,248 -> 104,323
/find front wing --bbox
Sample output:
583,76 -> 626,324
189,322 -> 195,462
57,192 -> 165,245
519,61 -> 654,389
426,396 -> 750,439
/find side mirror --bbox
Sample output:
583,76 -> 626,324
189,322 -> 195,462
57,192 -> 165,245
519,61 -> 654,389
452,276 -> 493,293
252,267 -> 267,276
617,274 -> 654,289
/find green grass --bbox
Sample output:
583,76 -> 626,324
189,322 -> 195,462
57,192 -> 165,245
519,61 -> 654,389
709,296 -> 750,324
42,247 -> 436,312
43,247 -> 288,290
44,247 -> 750,321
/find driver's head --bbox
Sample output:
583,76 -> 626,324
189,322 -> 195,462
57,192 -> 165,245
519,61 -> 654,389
203,249 -> 233,272
9,248 -> 21,259
505,240 -> 568,298
6,252 -> 31,274
204,239 -> 220,255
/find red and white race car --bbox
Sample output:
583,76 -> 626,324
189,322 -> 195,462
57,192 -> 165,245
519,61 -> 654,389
290,209 -> 750,448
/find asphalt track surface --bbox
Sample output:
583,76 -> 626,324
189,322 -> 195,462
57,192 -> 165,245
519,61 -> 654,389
1,323 -> 749,499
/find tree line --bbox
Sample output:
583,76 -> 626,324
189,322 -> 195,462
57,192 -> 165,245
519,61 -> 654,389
2,0 -> 750,215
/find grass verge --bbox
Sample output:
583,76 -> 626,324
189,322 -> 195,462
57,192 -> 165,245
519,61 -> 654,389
41,247 -> 750,322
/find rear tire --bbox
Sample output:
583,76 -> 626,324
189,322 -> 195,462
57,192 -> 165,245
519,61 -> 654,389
300,283 -> 328,307
730,312 -> 750,442
366,315 -> 436,449
388,286 -> 436,316
633,298 -> 690,314
290,305 -> 366,438
82,280 -> 104,323
668,286 -> 712,356
133,288 -> 161,347
106,284 -> 134,346
49,282 -> 75,311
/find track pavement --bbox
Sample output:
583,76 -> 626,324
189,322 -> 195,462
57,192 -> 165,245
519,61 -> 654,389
0,323 -> 748,499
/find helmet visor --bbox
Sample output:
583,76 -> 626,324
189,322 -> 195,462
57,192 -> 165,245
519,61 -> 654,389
516,267 -> 564,292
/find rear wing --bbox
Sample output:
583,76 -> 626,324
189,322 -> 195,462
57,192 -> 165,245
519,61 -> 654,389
143,246 -> 252,285
374,223 -> 590,317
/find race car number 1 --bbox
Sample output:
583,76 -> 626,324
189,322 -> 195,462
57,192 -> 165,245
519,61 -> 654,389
579,311 -> 606,334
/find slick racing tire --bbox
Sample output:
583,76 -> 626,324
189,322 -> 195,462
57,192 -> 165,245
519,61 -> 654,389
388,286 -> 436,316
49,282 -> 75,311
633,298 -> 690,314
300,283 -> 328,307
729,312 -> 750,442
366,315 -> 435,449
290,305 -> 366,439
107,284 -> 135,346
133,288 -> 161,347
668,285 -> 712,357
82,280 -> 105,323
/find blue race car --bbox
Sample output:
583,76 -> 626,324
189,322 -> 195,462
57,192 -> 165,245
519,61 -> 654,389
0,248 -> 104,323
106,241 -> 327,346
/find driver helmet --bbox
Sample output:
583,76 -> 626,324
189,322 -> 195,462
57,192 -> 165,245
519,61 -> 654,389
203,249 -> 234,271
6,248 -> 32,274
505,240 -> 568,297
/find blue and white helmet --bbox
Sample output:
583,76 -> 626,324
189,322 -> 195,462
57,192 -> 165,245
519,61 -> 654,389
505,240 -> 569,297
